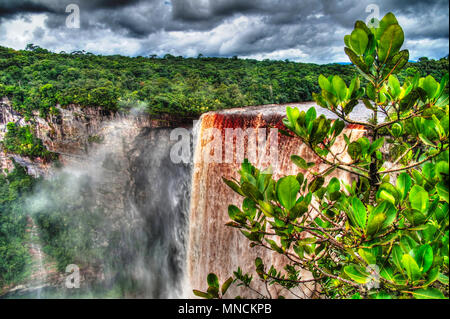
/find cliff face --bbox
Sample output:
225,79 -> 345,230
0,97 -> 186,176
1,98 -> 194,298
0,98 -> 112,175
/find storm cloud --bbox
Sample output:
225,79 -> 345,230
0,0 -> 448,63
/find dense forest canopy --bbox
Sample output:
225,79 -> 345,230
0,45 -> 448,118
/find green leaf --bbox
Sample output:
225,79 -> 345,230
276,176 -> 300,210
348,141 -> 362,160
223,177 -> 244,196
362,98 -> 374,110
388,75 -> 401,98
228,205 -> 242,221
401,254 -> 421,282
343,99 -> 358,115
290,201 -> 308,219
318,74 -> 333,93
366,211 -> 387,236
207,273 -> 219,289
409,185 -> 429,212
221,277 -> 233,295
423,267 -> 439,287
305,107 -> 317,125
207,286 -> 219,298
291,155 -> 314,170
411,244 -> 433,273
393,274 -> 407,286
369,137 -> 384,155
295,172 -> 304,186
379,190 -> 395,205
327,177 -> 340,193
308,176 -> 324,193
193,290 -> 211,299
377,183 -> 399,205
380,267 -> 395,283
437,273 -> 449,285
351,197 -> 367,229
331,119 -> 345,137
344,47 -> 370,74
409,288 -> 445,299
286,106 -> 300,126
418,133 -> 435,147
258,200 -> 274,218
347,75 -> 360,98
435,73 -> 449,99
373,292 -> 393,299
332,75 -> 347,101
375,12 -> 399,40
351,293 -> 361,299
266,239 -> 283,254
396,172 -> 412,201
350,28 -> 369,55
344,265 -> 370,284
383,50 -> 409,76
378,24 -> 404,63
436,181 -> 449,203
358,248 -> 376,265
421,75 -> 438,99
391,123 -> 403,138
399,87 -> 427,111
241,181 -> 264,202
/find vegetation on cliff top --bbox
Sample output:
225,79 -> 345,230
0,44 -> 448,119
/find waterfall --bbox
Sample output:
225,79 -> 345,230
120,127 -> 192,298
187,103 -> 366,298
29,218 -> 47,299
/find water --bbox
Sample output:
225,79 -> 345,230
29,221 -> 46,298
187,104 -> 367,298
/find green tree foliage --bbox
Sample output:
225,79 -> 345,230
0,162 -> 34,287
31,173 -> 108,272
196,13 -> 449,299
1,122 -> 56,161
0,44 -> 447,118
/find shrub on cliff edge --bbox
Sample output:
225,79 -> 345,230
195,12 -> 449,299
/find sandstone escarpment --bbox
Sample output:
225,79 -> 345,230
0,97 -> 190,177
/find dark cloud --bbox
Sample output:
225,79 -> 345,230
0,0 -> 54,18
0,0 -> 448,63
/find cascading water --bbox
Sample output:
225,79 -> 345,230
29,219 -> 47,299
187,102 -> 366,298
117,127 -> 192,298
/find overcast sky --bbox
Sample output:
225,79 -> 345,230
0,0 -> 448,63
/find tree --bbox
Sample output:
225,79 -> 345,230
195,12 -> 449,299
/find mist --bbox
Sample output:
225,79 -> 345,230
22,115 -> 193,298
